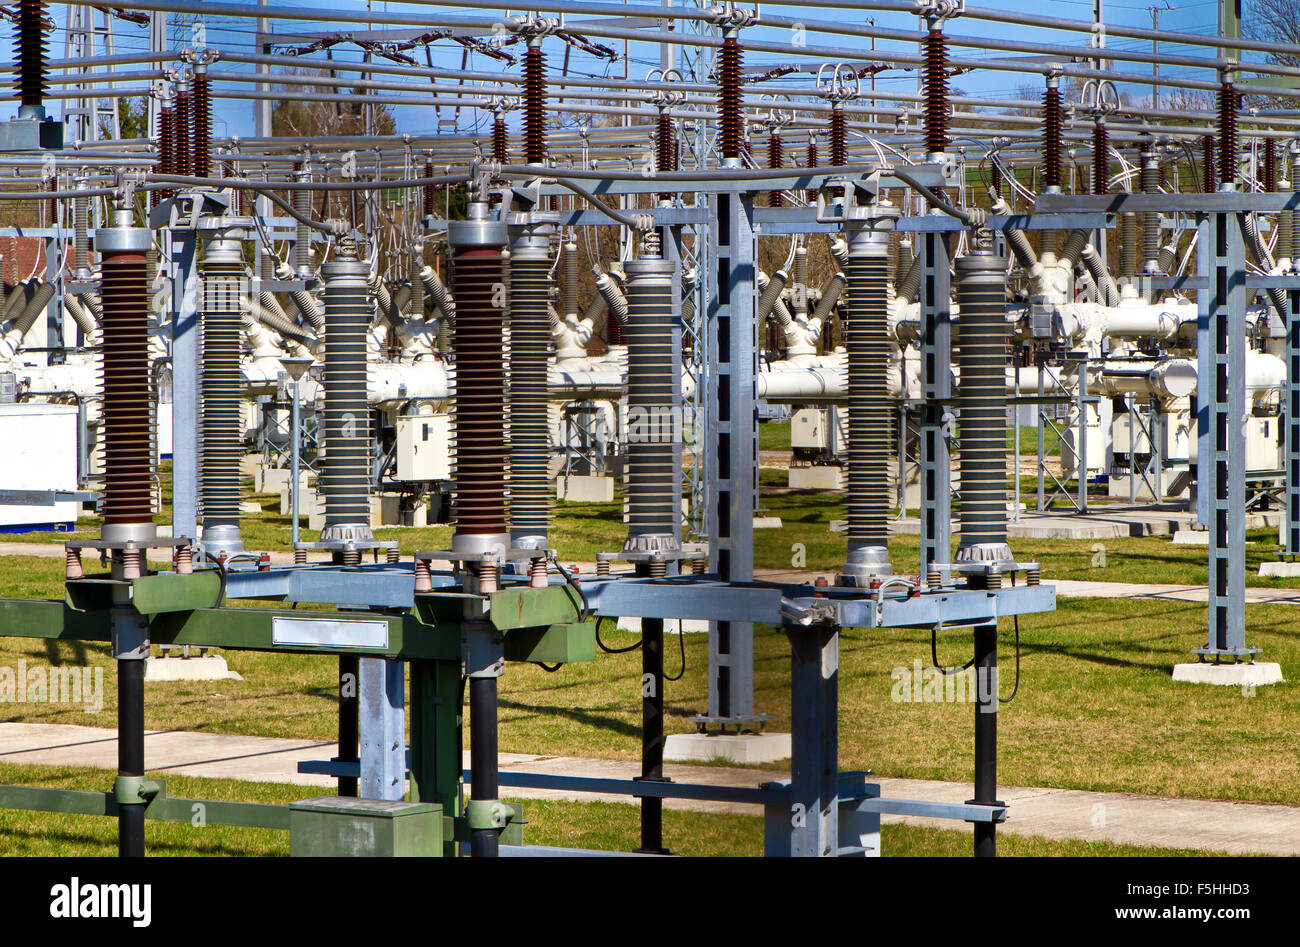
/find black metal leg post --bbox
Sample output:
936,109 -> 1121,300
637,617 -> 668,854
972,621 -> 1000,858
465,623 -> 506,857
338,654 -> 359,797
111,605 -> 149,857
788,625 -> 839,857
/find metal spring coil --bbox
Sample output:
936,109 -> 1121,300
99,252 -> 154,528
450,247 -> 509,537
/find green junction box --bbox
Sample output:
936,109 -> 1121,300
289,797 -> 444,857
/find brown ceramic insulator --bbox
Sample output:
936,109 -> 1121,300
717,35 -> 743,160
422,160 -> 436,216
768,132 -> 784,207
806,137 -> 818,201
990,160 -> 1003,199
656,111 -> 675,201
1092,120 -> 1108,195
99,252 -> 154,528
156,106 -> 175,200
1202,134 -> 1216,193
607,306 -> 626,346
923,28 -> 950,156
829,107 -> 846,167
1218,82 -> 1237,189
450,246 -> 508,536
173,91 -> 191,178
1043,85 -> 1063,189
492,117 -> 508,164
523,45 -> 548,165
191,71 -> 212,178
1262,138 -> 1276,191
14,0 -> 47,109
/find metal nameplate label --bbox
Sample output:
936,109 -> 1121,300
271,616 -> 389,650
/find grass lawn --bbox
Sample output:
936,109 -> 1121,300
0,762 -> 1212,856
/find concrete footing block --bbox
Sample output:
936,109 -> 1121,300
1171,663 -> 1283,687
1258,561 -> 1300,578
664,731 -> 791,764
1171,530 -> 1209,545
145,655 -> 244,682
753,517 -> 782,529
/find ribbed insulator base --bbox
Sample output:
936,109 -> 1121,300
492,118 -> 508,164
1218,83 -> 1237,188
523,46 -> 548,165
1043,86 -> 1062,189
923,28 -> 949,156
623,257 -> 678,543
174,92 -> 192,178
294,176 -> 312,272
191,72 -> 212,178
843,243 -> 890,549
100,253 -> 154,527
200,258 -> 244,532
14,0 -> 47,109
508,252 -> 552,538
320,263 -> 373,534
829,108 -> 846,167
955,253 -> 1010,549
717,37 -> 743,160
1092,121 -> 1108,195
451,247 -> 508,536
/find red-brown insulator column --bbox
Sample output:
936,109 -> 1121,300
523,44 -> 547,165
1043,81 -> 1063,191
923,27 -> 950,157
717,34 -> 743,163
191,68 -> 212,178
990,161 -> 1003,199
492,117 -> 508,164
829,107 -> 846,167
449,204 -> 510,550
806,135 -> 818,202
1262,138 -> 1276,192
96,215 -> 156,540
1218,81 -> 1238,189
422,160 -> 436,216
1202,135 -> 1217,193
1092,119 -> 1109,195
656,110 -> 676,202
768,132 -> 784,207
14,0 -> 48,112
173,81 -> 192,178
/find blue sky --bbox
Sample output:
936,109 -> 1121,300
11,1 -> 1242,140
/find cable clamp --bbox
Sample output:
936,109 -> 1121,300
466,799 -> 511,830
113,776 -> 162,806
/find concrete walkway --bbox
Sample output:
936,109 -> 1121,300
0,722 -> 1295,854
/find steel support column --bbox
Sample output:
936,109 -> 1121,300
786,625 -> 838,856
1286,286 -> 1300,557
359,657 -> 405,800
168,231 -> 199,542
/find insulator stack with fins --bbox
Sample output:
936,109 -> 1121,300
1043,84 -> 1063,190
173,83 -> 191,178
1092,120 -> 1108,195
508,229 -> 553,545
98,229 -> 154,534
829,109 -> 846,167
1218,81 -> 1238,189
14,0 -> 48,111
198,239 -> 245,552
923,28 -> 950,156
492,118 -> 508,164
955,249 -> 1012,559
191,69 -> 211,178
767,133 -> 784,207
523,45 -> 548,165
1202,135 -> 1217,193
656,112 -> 676,202
319,253 -> 375,543
1263,139 -> 1277,192
717,36 -> 743,161
422,161 -> 436,217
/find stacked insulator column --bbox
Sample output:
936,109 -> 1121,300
1140,140 -> 1162,273
508,218 -> 554,548
449,202 -> 510,553
157,90 -> 175,201
829,108 -> 846,167
173,75 -> 192,179
1042,78 -> 1063,192
294,165 -> 312,276
657,111 -> 676,202
319,246 -> 375,547
14,0 -> 47,115
191,66 -> 212,178
623,236 -> 679,552
806,133 -> 818,202
1092,120 -> 1108,195
96,209 -> 156,546
492,117 -> 509,164
954,247 -> 1013,563
1202,135 -> 1217,193
198,233 -> 246,557
768,132 -> 784,208
839,224 -> 893,583
523,43 -> 547,165
422,160 -> 437,217
1262,139 -> 1276,192
923,27 -> 950,158
73,188 -> 92,279
1218,80 -> 1238,189
717,33 -> 743,165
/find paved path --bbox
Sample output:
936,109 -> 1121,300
1,722 -> 1295,854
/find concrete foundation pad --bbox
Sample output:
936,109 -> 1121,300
1171,663 -> 1284,687
788,466 -> 843,490
1171,530 -> 1209,545
1258,561 -> 1300,578
753,517 -> 782,529
556,475 -> 615,503
145,655 -> 244,683
664,731 -> 791,764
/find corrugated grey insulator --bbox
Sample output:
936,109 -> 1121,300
199,241 -> 246,549
1156,243 -> 1177,276
830,237 -> 850,271
81,291 -> 102,326
65,292 -> 96,338
954,249 -> 1011,558
772,294 -> 794,331
2,281 -> 30,321
563,241 -> 580,319
408,256 -> 425,316
1004,227 -> 1037,273
290,285 -> 325,333
1140,147 -> 1161,270
582,291 -> 608,326
1081,244 -> 1119,307
793,247 -> 809,318
508,233 -> 553,545
294,172 -> 312,274
259,290 -> 293,330
1120,213 -> 1138,276
1279,204 -> 1294,261
843,229 -> 891,551
73,196 -> 90,276
1242,214 -> 1288,321
812,272 -> 846,325
248,296 -> 317,347
319,256 -> 375,544
419,265 -> 455,324
623,253 -> 680,551
374,279 -> 401,328
11,280 -> 54,337
1075,265 -> 1098,302
394,284 -> 412,318
1059,230 -> 1088,269
680,269 -> 697,326
595,272 -> 629,328
896,253 -> 922,303
757,268 -> 788,323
